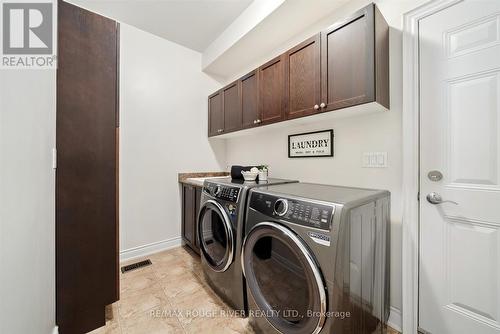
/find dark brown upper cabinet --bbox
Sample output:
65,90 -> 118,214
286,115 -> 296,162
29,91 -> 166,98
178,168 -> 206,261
285,34 -> 321,119
207,3 -> 388,137
259,55 -> 286,125
208,91 -> 223,136
241,70 -> 260,129
222,81 -> 242,133
321,4 -> 388,111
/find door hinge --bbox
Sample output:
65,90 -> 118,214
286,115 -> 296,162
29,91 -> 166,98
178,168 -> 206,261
417,192 -> 420,201
52,148 -> 57,169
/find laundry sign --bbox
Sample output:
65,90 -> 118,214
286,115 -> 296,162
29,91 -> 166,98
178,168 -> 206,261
288,129 -> 333,158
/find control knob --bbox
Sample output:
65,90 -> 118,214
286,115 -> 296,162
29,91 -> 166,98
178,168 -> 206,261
214,185 -> 222,196
274,199 -> 289,216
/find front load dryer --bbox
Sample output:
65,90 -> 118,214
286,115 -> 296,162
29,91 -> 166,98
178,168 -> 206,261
242,183 -> 390,334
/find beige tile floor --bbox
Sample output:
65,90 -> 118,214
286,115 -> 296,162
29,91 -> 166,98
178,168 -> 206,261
89,246 -> 400,334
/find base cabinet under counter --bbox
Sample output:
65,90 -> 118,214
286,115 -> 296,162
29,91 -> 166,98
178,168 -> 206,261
181,183 -> 201,254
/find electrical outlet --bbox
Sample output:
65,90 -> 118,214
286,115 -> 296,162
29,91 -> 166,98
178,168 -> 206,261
362,152 -> 387,168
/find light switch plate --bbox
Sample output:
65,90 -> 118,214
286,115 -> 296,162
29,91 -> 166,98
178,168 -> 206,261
362,152 -> 387,168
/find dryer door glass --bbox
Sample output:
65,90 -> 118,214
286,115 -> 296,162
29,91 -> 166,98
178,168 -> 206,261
242,222 -> 326,334
198,200 -> 234,272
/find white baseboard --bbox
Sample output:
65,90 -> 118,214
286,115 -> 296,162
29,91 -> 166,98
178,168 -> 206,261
388,306 -> 402,333
52,326 -> 58,334
119,236 -> 182,262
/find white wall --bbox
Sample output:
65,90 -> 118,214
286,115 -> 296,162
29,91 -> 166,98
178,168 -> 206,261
0,70 -> 56,333
119,24 -> 225,259
219,0 -> 429,319
202,0 -> 285,70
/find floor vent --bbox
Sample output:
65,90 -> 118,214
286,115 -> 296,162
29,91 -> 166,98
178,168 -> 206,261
121,259 -> 152,274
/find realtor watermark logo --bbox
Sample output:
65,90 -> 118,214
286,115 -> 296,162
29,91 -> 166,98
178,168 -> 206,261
1,0 -> 57,69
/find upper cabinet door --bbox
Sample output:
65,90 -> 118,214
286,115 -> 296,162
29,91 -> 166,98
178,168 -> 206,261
321,5 -> 375,111
259,55 -> 286,125
223,81 -> 242,133
241,70 -> 260,129
285,34 -> 321,119
208,91 -> 223,137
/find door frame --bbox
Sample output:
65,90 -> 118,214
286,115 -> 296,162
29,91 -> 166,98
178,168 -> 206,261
401,1 -> 462,333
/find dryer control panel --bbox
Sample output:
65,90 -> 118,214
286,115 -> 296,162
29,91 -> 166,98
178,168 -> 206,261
204,183 -> 240,203
250,192 -> 334,230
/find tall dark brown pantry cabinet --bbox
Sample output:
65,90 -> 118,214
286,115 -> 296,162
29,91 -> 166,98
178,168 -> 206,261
56,1 -> 119,333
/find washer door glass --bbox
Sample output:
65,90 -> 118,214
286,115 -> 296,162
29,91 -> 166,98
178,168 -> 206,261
242,222 -> 326,334
198,200 -> 234,272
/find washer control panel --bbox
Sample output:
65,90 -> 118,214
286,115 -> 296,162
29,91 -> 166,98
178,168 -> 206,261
250,192 -> 334,230
204,183 -> 240,203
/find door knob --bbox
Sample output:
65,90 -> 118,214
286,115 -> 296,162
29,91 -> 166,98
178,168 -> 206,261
320,102 -> 326,108
314,104 -> 320,110
426,192 -> 458,205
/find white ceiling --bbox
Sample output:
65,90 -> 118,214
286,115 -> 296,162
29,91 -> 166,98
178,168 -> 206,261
67,0 -> 253,52
202,0 -> 353,78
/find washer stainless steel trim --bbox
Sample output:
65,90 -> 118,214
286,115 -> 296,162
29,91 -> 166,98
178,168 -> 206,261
250,189 -> 336,230
198,199 -> 234,273
251,188 -> 338,210
204,182 -> 242,204
241,221 -> 327,334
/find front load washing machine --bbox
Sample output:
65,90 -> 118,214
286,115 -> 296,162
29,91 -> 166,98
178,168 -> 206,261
197,177 -> 297,314
242,183 -> 390,334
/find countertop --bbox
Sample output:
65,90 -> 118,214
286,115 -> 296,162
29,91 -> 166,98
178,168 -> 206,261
178,172 -> 229,187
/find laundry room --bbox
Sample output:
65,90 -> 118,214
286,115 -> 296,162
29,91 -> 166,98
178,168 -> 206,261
2,0 -> 499,334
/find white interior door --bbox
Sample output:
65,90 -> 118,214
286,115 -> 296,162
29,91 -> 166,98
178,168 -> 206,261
419,1 -> 500,333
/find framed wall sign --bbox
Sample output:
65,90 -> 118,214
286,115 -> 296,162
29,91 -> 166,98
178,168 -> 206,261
288,129 -> 334,158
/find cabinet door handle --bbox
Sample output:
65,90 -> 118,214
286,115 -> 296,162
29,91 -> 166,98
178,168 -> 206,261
320,102 -> 326,108
256,119 -> 261,124
314,104 -> 320,110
